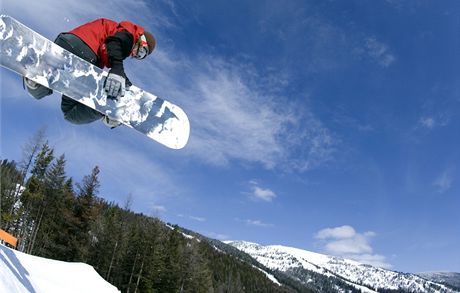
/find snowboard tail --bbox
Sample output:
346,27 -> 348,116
0,15 -> 189,149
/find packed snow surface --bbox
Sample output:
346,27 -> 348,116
0,244 -> 119,293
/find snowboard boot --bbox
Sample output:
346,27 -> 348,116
23,77 -> 53,99
102,115 -> 122,129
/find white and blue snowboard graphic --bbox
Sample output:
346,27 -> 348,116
0,15 -> 189,149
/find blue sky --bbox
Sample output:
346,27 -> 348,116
1,0 -> 459,273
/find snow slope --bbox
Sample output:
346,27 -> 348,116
227,241 -> 459,293
417,272 -> 460,289
0,244 -> 119,293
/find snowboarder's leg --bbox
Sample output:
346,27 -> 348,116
60,95 -> 103,125
23,77 -> 53,100
54,33 -> 98,65
54,34 -> 108,125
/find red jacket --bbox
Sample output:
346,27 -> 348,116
69,18 -> 145,68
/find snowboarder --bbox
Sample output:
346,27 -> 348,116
23,18 -> 156,128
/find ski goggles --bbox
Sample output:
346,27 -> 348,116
131,34 -> 150,60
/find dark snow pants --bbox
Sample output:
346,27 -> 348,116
54,33 -> 103,125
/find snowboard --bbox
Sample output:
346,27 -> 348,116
0,15 -> 189,150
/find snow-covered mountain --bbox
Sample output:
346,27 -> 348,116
417,272 -> 460,289
226,241 -> 459,293
0,244 -> 119,293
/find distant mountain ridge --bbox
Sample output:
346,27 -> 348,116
225,240 -> 460,293
416,272 -> 460,290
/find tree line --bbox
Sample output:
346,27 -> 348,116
0,130 -> 301,292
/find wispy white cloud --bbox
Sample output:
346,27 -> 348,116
189,216 -> 206,222
315,225 -> 392,269
419,117 -> 436,129
247,180 -> 277,202
245,219 -> 274,228
364,37 -> 396,68
177,214 -> 206,222
418,115 -> 449,131
235,217 -> 274,228
349,254 -> 391,269
204,231 -> 230,240
252,186 -> 277,202
433,169 -> 454,194
181,58 -> 336,170
151,204 -> 167,214
315,225 -> 357,240
330,109 -> 375,133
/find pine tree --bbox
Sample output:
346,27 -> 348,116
57,177 -> 80,261
0,160 -> 23,231
19,142 -> 54,253
178,239 -> 213,292
84,201 -> 131,286
36,154 -> 71,259
5,128 -> 47,234
74,166 -> 101,261
17,128 -> 47,178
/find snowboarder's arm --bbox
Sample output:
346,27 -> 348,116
104,31 -> 134,98
105,30 -> 133,84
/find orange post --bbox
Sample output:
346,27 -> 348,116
0,229 -> 18,248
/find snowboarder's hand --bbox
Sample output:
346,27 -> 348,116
104,72 -> 125,100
